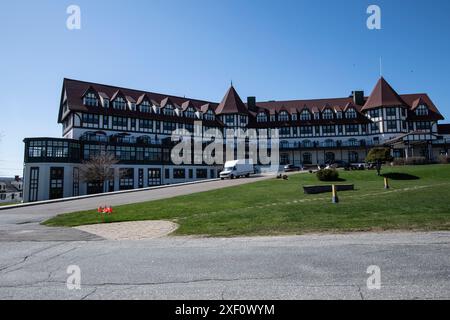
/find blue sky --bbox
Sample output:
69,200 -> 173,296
1,0 -> 450,176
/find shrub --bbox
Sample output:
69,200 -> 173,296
366,147 -> 393,163
404,156 -> 428,165
316,168 -> 339,181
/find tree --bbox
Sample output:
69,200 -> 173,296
79,152 -> 118,193
366,147 -> 393,176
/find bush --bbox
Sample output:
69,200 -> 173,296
438,155 -> 450,164
316,169 -> 339,181
404,156 -> 428,165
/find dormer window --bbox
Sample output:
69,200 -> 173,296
278,111 -> 289,122
139,101 -> 151,113
185,108 -> 196,118
83,92 -> 98,107
103,99 -> 109,108
322,109 -> 334,120
291,113 -> 297,121
314,112 -> 320,120
112,97 -> 126,110
416,104 -> 429,116
300,110 -> 311,121
130,103 -> 136,111
257,112 -> 267,122
270,114 -> 276,122
164,105 -> 175,116
336,111 -> 343,119
205,110 -> 215,121
345,108 -> 357,119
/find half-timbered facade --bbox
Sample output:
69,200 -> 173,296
22,77 -> 448,202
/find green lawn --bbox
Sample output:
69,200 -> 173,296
43,164 -> 450,236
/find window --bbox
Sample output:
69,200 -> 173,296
322,125 -> 335,135
185,108 -> 196,118
112,116 -> 128,130
173,169 -> 185,179
103,116 -> 109,129
138,169 -> 144,188
196,169 -> 207,179
189,169 -> 193,179
300,110 -> 311,121
386,107 -> 396,117
416,121 -> 431,130
82,114 -> 99,128
348,151 -> 359,163
278,111 -> 289,121
148,169 -> 161,186
112,97 -> 127,110
164,168 -> 170,180
163,122 -> 177,134
73,168 -> 79,197
325,152 -> 335,163
210,169 -> 215,179
345,108 -> 357,119
299,126 -> 313,136
386,120 -> 397,130
322,109 -> 334,120
49,167 -> 64,200
279,127 -> 290,137
368,109 -> 380,118
119,168 -> 134,190
302,140 -> 312,148
257,112 -> 267,122
28,167 -> 39,202
139,119 -> 153,132
345,124 -> 359,134
103,99 -> 109,108
205,110 -> 215,121
302,153 -> 312,165
336,111 -> 343,119
140,101 -> 151,113
83,92 -> 98,106
370,122 -> 379,132
224,115 -> 234,125
46,140 -> 69,158
348,139 -> 359,146
163,105 -> 175,116
415,105 -> 429,116
324,139 -> 335,147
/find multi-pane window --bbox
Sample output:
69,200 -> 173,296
348,139 -> 359,146
83,92 -> 98,106
103,99 -> 109,108
368,109 -> 380,118
416,121 -> 431,130
119,169 -> 134,190
370,122 -> 379,132
257,113 -> 267,122
239,115 -> 247,125
139,119 -> 153,132
185,108 -> 196,118
49,167 -> 64,200
302,153 -> 312,164
205,110 -> 215,121
386,120 -> 397,130
345,108 -> 357,119
112,116 -> 128,130
28,140 -> 46,157
140,101 -> 151,113
46,140 -> 69,158
345,124 -> 359,134
224,115 -> 234,125
163,105 -> 175,116
82,114 -> 99,128
386,107 -> 396,117
112,97 -> 127,110
299,126 -> 313,136
322,109 -> 334,120
322,125 -> 335,135
278,111 -> 289,122
103,116 -> 109,129
73,167 -> 79,197
28,167 -> 39,202
163,122 -> 177,133
415,105 -> 429,116
279,127 -> 290,137
148,169 -> 161,186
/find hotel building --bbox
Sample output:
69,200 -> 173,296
22,77 -> 449,202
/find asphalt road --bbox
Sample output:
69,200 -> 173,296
0,232 -> 449,299
0,174 -> 449,300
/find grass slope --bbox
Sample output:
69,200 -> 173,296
43,165 -> 450,236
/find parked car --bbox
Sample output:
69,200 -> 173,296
328,160 -> 350,169
220,159 -> 254,179
284,164 -> 302,172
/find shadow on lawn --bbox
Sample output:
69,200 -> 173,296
382,172 -> 420,180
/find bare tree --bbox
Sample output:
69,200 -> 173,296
79,152 -> 118,193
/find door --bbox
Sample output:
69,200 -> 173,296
148,168 -> 161,186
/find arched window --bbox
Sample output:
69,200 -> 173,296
325,152 -> 335,163
300,110 -> 311,121
302,152 -> 312,164
348,138 -> 359,146
345,108 -> 357,119
257,112 -> 267,122
278,111 -> 289,121
416,105 -> 429,116
322,109 -> 334,120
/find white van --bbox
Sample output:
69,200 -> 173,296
220,159 -> 254,180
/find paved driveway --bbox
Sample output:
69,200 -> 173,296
0,175 -> 271,241
0,232 -> 449,299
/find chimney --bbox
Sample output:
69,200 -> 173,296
352,91 -> 364,105
247,96 -> 256,109
14,175 -> 20,182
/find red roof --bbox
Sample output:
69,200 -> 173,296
362,77 -> 406,110
438,124 -> 450,135
215,85 -> 248,115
